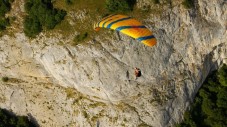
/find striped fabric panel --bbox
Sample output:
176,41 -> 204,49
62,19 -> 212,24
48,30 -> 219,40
106,17 -> 131,29
120,27 -> 152,39
142,38 -> 157,47
115,26 -> 146,31
98,15 -> 120,27
102,18 -> 115,27
97,14 -> 116,26
102,15 -> 128,28
137,35 -> 155,41
111,19 -> 143,30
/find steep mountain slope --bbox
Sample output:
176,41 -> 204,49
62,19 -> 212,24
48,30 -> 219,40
0,0 -> 226,126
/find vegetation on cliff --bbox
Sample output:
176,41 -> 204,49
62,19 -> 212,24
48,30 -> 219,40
105,0 -> 136,13
23,0 -> 66,37
177,64 -> 227,127
0,108 -> 37,127
0,0 -> 12,31
0,0 -> 195,38
1,76 -> 9,82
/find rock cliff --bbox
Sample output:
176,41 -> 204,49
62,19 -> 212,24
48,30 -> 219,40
0,0 -> 226,126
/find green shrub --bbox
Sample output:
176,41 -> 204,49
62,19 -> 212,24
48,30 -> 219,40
24,16 -> 42,38
0,18 -> 10,31
0,0 -> 12,32
73,32 -> 88,45
0,0 -> 11,17
182,0 -> 194,9
23,0 -> 67,37
2,76 -> 9,82
105,0 -> 136,13
153,0 -> 160,4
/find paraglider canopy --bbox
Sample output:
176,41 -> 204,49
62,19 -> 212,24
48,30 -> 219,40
94,14 -> 157,47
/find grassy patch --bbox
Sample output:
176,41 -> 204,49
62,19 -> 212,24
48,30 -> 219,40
83,110 -> 89,118
105,0 -> 136,13
65,87 -> 76,98
48,0 -> 107,45
53,0 -> 106,36
138,122 -> 150,127
89,102 -> 106,108
91,115 -> 99,122
72,32 -> 88,46
44,0 -> 166,45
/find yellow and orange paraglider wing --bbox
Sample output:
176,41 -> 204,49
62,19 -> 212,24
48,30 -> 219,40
94,14 -> 157,47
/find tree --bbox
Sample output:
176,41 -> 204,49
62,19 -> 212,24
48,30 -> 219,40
0,0 -> 11,17
23,0 -> 66,37
218,64 -> 227,86
0,0 -> 11,32
216,88 -> 227,108
24,16 -> 42,37
177,64 -> 227,127
0,108 -> 38,126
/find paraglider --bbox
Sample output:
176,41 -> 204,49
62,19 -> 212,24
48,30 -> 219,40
134,67 -> 141,79
94,14 -> 157,47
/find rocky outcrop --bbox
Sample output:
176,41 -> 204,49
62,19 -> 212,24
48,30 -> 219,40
0,0 -> 226,126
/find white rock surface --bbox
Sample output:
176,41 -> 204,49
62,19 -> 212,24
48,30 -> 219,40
0,0 -> 226,127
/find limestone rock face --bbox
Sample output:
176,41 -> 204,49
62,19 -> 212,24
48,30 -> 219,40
0,0 -> 226,127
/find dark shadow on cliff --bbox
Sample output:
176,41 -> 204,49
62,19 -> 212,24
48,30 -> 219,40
127,0 -> 137,10
27,113 -> 40,127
